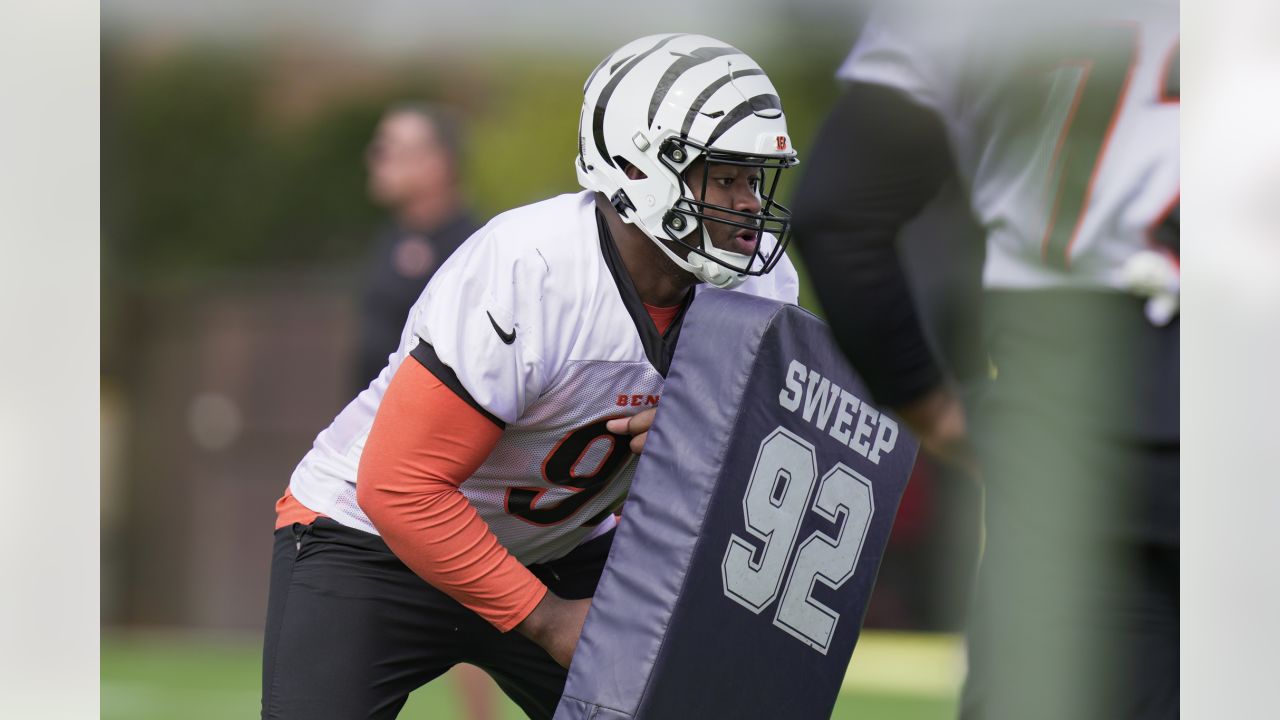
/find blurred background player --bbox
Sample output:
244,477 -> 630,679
358,101 -> 496,720
262,34 -> 800,719
357,102 -> 481,391
792,1 -> 1178,718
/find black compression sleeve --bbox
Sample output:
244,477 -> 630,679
791,82 -> 953,407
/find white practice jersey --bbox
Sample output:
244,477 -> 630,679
290,191 -> 799,564
839,0 -> 1179,291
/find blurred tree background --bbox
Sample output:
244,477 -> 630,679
101,39 -> 847,276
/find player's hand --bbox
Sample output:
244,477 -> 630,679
514,592 -> 592,669
606,408 -> 656,454
897,385 -> 979,483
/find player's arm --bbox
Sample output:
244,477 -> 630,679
357,356 -> 588,667
790,82 -> 971,468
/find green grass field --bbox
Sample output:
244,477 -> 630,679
102,629 -> 960,719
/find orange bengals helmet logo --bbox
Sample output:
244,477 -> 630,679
776,136 -> 788,151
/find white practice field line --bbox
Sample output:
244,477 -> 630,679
842,631 -> 965,699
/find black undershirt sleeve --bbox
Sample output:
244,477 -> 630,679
791,81 -> 954,408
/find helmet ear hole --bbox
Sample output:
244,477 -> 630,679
616,158 -> 648,180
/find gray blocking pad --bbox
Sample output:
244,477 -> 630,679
554,289 -> 919,720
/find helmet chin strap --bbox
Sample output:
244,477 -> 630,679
683,223 -> 751,289
687,248 -> 749,289
645,233 -> 745,289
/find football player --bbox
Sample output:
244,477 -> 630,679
261,34 -> 800,720
792,2 -> 1178,718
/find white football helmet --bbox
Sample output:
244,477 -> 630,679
576,34 -> 798,289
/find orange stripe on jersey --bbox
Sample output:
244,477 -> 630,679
356,357 -> 547,633
643,302 -> 682,335
274,486 -> 322,530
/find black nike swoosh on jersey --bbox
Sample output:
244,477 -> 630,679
487,311 -> 516,344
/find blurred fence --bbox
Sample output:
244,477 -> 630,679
103,269 -> 357,629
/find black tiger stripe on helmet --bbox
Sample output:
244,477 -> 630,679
592,34 -> 686,170
646,45 -> 745,127
707,94 -> 783,145
679,68 -> 766,137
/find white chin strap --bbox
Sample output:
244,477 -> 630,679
686,247 -> 750,289
647,231 -> 751,289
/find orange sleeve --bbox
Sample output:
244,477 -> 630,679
356,358 -> 548,632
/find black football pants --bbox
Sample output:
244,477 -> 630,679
261,518 -> 613,720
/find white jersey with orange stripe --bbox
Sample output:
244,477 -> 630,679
288,191 -> 799,564
839,0 -> 1178,295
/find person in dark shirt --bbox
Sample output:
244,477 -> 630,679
357,102 -> 481,391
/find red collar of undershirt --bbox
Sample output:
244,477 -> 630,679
643,302 -> 681,336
